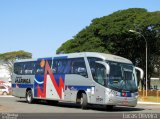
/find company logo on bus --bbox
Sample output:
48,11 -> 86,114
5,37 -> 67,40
34,59 -> 65,99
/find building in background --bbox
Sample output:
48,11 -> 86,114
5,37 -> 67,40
150,78 -> 160,90
0,61 -> 11,86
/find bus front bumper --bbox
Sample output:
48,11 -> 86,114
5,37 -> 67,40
106,96 -> 138,107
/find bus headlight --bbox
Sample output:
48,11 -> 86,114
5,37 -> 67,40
110,93 -> 115,97
134,92 -> 139,98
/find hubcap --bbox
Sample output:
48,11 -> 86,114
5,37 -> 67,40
3,92 -> 7,95
80,97 -> 83,105
27,93 -> 31,102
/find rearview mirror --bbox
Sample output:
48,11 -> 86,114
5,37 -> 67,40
135,67 -> 144,79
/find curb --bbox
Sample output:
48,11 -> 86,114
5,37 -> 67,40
0,95 -> 14,97
138,101 -> 160,105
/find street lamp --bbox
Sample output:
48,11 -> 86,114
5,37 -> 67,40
129,30 -> 148,96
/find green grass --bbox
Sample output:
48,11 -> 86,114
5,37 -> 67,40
138,96 -> 160,102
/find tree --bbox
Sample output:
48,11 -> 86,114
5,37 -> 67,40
57,8 -> 160,89
0,50 -> 32,78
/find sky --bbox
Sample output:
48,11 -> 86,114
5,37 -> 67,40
0,0 -> 159,58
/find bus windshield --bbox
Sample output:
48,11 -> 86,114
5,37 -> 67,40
107,61 -> 138,92
90,60 -> 138,92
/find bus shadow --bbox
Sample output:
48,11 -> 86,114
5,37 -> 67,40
17,100 -> 82,110
91,105 -> 145,112
17,99 -> 144,112
57,103 -> 145,112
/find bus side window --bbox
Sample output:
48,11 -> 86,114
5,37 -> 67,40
14,63 -> 20,74
24,62 -> 32,75
71,58 -> 88,77
57,60 -> 65,73
87,57 -> 105,85
14,63 -> 24,75
52,60 -> 58,73
24,62 -> 36,75
46,60 -> 52,68
87,57 -> 102,74
33,59 -> 52,75
63,60 -> 72,73
45,59 -> 52,74
35,61 -> 44,74
95,64 -> 106,86
57,60 -> 69,73
52,59 -> 72,74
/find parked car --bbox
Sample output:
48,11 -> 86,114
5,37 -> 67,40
0,85 -> 10,95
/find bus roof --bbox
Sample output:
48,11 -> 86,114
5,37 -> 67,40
85,52 -> 132,64
15,52 -> 132,64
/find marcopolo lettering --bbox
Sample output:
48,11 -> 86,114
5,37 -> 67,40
15,77 -> 31,84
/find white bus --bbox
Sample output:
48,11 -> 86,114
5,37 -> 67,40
12,52 -> 143,110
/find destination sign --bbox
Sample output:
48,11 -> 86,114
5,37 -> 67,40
15,77 -> 31,84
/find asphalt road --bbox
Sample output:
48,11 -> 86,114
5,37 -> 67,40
0,97 -> 160,113
0,96 -> 160,113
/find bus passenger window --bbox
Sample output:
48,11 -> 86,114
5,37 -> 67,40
57,60 -> 67,73
14,63 -> 19,74
52,60 -> 58,73
24,62 -> 33,75
71,58 -> 88,77
63,60 -> 72,73
52,59 -> 72,74
14,63 -> 24,75
35,61 -> 44,74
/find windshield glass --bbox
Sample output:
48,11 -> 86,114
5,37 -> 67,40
107,61 -> 138,92
88,58 -> 138,92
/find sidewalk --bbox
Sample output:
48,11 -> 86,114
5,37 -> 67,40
0,95 -> 14,97
138,101 -> 160,105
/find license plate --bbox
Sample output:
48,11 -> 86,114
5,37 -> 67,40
121,92 -> 131,97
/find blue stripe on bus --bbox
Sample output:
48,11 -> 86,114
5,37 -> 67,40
53,56 -> 68,60
12,84 -> 33,88
37,56 -> 68,61
38,57 -> 52,61
65,85 -> 94,91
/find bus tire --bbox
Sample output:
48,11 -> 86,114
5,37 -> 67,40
80,93 -> 88,109
26,90 -> 34,104
2,91 -> 8,95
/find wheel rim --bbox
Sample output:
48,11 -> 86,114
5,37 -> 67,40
80,97 -> 83,105
27,92 -> 31,102
3,92 -> 7,95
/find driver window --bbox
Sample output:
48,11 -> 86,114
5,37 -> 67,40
87,57 -> 106,86
90,62 -> 106,86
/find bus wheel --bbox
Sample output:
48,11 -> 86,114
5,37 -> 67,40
80,93 -> 88,109
26,90 -> 34,104
2,91 -> 7,95
106,105 -> 114,111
